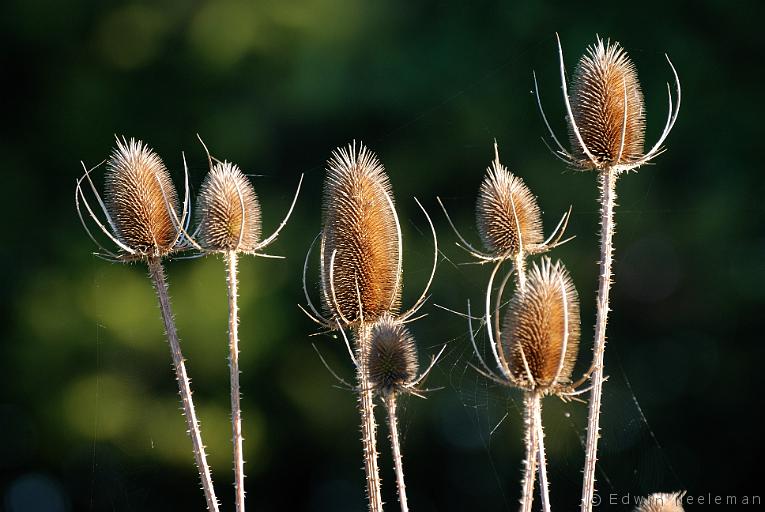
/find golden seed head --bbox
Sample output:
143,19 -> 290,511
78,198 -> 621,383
196,161 -> 262,252
104,137 -> 180,258
364,313 -> 419,396
501,257 -> 580,391
476,158 -> 543,257
633,492 -> 686,512
569,37 -> 646,169
320,142 -> 401,323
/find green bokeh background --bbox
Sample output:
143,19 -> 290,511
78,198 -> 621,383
2,0 -> 763,510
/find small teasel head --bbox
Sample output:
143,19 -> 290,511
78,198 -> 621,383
363,313 -> 419,397
500,257 -> 580,393
320,142 -> 402,324
104,137 -> 181,259
195,161 -> 262,253
568,37 -> 645,169
633,492 -> 686,512
476,156 -> 543,258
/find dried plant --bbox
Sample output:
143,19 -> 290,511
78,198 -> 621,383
75,137 -> 220,511
633,492 -> 686,512
189,140 -> 302,512
301,142 -> 439,512
534,34 -> 681,512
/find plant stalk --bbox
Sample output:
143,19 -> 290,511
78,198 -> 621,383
226,250 -> 246,512
532,393 -> 551,512
147,256 -> 220,512
520,392 -> 539,512
580,169 -> 618,512
385,394 -> 409,512
356,325 -> 384,512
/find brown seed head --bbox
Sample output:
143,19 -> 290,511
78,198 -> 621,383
196,161 -> 262,252
320,142 -> 401,323
633,492 -> 686,512
569,37 -> 645,169
105,137 -> 180,259
476,158 -> 543,257
501,257 -> 580,391
363,313 -> 419,396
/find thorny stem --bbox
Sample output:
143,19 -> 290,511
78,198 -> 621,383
385,394 -> 409,512
520,392 -> 539,512
356,325 -> 384,512
580,169 -> 618,512
226,250 -> 246,512
532,393 -> 551,512
147,257 -> 220,512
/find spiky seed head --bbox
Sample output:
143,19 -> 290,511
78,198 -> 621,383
476,159 -> 543,257
501,257 -> 580,392
569,37 -> 646,169
633,492 -> 686,512
364,313 -> 419,396
195,161 -> 262,253
104,137 -> 180,258
320,142 -> 401,323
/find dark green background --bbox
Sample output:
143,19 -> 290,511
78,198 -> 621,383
2,0 -> 762,510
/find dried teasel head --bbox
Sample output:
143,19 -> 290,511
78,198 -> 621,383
534,34 -> 680,173
500,257 -> 580,392
104,137 -> 181,259
568,37 -> 645,169
476,157 -> 543,258
320,142 -> 402,324
195,161 -> 262,253
363,313 -> 419,397
633,492 -> 686,512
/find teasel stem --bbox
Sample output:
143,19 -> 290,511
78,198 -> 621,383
384,394 -> 409,512
357,325 -> 383,512
581,168 -> 618,512
225,249 -> 246,512
520,392 -> 539,512
147,256 -> 220,512
532,392 -> 551,512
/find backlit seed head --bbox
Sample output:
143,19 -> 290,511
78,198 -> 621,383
501,257 -> 580,392
476,158 -> 543,257
364,313 -> 419,396
196,161 -> 262,252
104,137 -> 180,258
569,37 -> 645,169
320,142 -> 401,323
633,492 -> 686,512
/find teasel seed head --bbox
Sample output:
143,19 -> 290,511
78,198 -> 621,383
500,257 -> 580,392
476,158 -> 543,257
633,492 -> 686,512
568,37 -> 645,169
195,161 -> 262,253
363,313 -> 419,397
320,142 -> 402,324
104,137 -> 180,259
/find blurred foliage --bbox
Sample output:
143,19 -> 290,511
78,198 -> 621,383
1,0 -> 763,510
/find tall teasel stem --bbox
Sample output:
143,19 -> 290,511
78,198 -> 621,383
581,168 -> 617,511
356,325 -> 384,512
148,256 -> 220,512
520,392 -> 539,512
384,394 -> 409,512
532,392 -> 550,512
225,250 -> 246,512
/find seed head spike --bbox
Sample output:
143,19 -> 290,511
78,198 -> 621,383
364,313 -> 419,397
